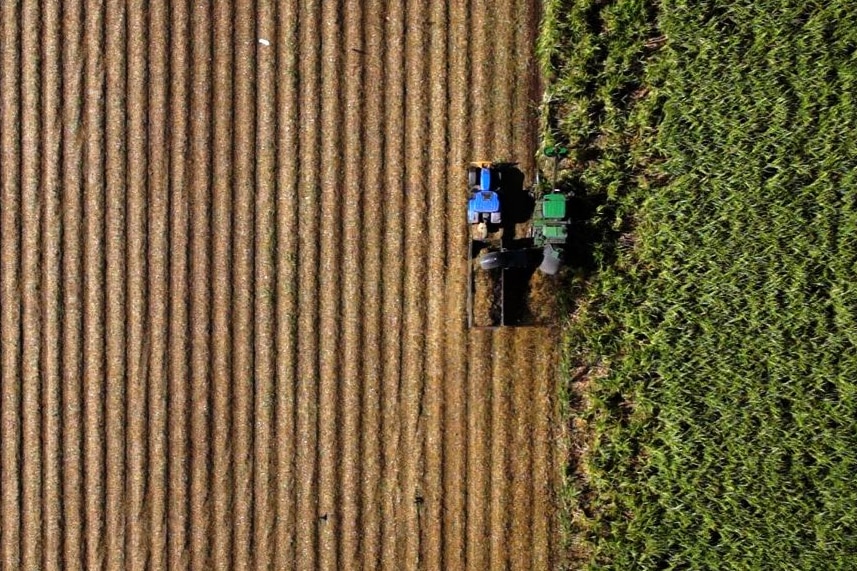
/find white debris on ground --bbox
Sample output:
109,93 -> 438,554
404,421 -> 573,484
258,38 -> 271,46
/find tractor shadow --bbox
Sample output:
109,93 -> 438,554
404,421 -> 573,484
496,165 -> 535,240
494,164 -> 541,326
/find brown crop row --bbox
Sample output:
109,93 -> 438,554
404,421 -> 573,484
0,0 -> 559,569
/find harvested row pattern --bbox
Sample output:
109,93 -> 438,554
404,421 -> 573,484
0,0 -> 558,569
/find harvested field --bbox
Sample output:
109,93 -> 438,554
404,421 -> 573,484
0,0 -> 559,569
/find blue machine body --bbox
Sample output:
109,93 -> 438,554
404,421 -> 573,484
467,167 -> 500,223
467,192 -> 500,222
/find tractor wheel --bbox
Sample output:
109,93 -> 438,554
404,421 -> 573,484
479,252 -> 504,270
468,167 -> 479,189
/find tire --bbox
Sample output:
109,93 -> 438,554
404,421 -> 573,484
468,167 -> 479,189
479,252 -> 504,270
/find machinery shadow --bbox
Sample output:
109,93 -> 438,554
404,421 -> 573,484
497,165 -> 535,237
504,265 -> 540,325
564,184 -> 619,274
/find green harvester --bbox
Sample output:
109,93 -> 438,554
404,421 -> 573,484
531,145 -> 570,275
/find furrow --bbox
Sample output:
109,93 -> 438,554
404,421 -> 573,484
317,1 -> 343,567
422,0 -> 451,568
531,329 -> 556,571
514,0 -> 541,175
338,0 -> 366,564
125,0 -> 149,566
420,2 -> 459,569
21,1 -> 43,567
466,0 -> 497,560
1,3 -> 22,570
380,0 -> 406,566
60,0 -> 86,565
210,0 -> 235,567
492,0 -> 515,156
253,0 -> 278,567
518,2 -> 552,567
41,0 -> 64,567
146,1 -> 171,566
273,0 -> 300,566
469,0 -> 491,157
466,4 -> 494,568
465,331 -> 492,570
401,0 -> 430,567
509,331 -> 535,571
488,331 -> 512,570
82,0 -> 107,567
189,1 -> 213,568
232,1 -> 257,568
104,0 -> 128,567
295,0 -> 322,567
359,0 -> 386,566
443,0 -> 471,567
167,1 -> 191,567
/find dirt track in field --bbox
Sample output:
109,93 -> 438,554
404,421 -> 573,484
0,1 -> 560,569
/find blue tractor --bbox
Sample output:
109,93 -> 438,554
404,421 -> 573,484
467,162 -> 503,237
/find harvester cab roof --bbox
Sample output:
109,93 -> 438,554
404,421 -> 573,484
534,193 -> 569,244
541,193 -> 567,219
